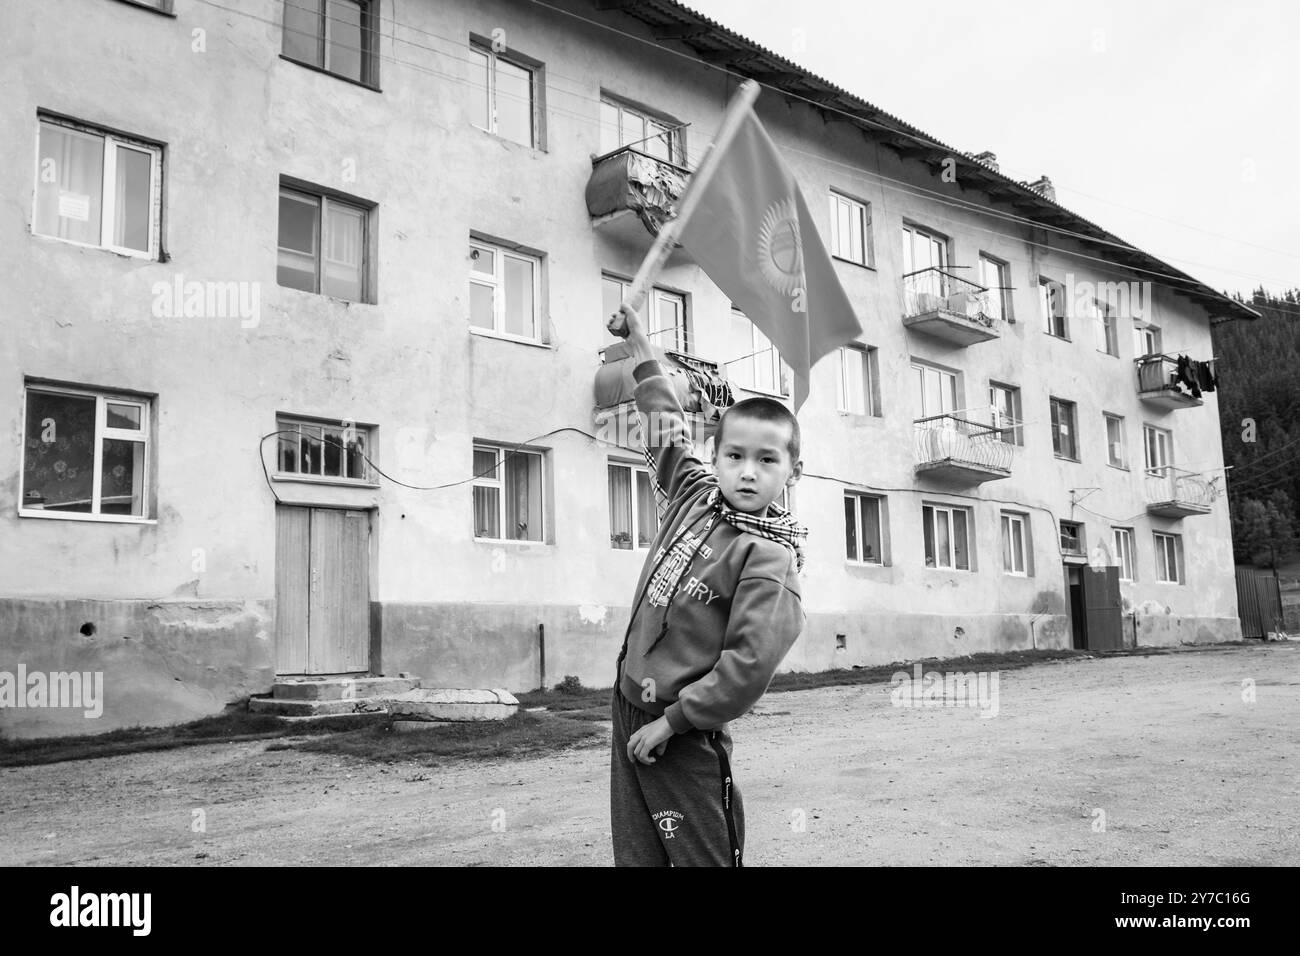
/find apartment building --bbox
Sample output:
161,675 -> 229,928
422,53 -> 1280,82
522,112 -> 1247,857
0,0 -> 1256,736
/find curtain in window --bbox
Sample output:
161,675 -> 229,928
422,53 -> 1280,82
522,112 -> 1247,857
608,465 -> 632,548
36,123 -> 103,245
505,452 -> 541,541
635,470 -> 657,546
323,203 -> 364,300
23,392 -> 96,513
113,145 -> 151,252
844,496 -> 858,560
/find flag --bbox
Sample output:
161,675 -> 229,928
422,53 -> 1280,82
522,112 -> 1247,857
673,102 -> 864,412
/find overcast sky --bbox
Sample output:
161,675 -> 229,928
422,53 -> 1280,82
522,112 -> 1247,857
688,0 -> 1299,301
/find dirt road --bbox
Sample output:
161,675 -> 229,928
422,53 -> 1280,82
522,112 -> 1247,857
2,644 -> 1297,866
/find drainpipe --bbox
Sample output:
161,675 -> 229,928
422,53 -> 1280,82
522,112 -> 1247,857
538,623 -> 546,692
1131,612 -> 1139,649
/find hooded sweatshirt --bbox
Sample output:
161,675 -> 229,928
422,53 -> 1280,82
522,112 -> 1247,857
616,359 -> 806,734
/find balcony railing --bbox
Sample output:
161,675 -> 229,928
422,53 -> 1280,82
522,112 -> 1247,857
1135,353 -> 1204,409
1144,465 -> 1213,517
901,268 -> 1003,345
913,410 -> 1013,483
585,145 -> 690,239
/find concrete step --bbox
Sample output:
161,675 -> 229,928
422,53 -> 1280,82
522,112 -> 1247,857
382,688 -> 520,722
249,696 -> 390,717
271,676 -> 421,701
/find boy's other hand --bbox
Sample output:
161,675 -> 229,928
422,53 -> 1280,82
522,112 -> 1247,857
626,715 -> 674,765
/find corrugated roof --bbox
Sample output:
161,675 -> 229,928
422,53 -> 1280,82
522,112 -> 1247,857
579,0 -> 1259,323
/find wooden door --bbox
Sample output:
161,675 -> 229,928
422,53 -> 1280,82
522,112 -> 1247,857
1083,565 -> 1123,650
275,506 -> 370,675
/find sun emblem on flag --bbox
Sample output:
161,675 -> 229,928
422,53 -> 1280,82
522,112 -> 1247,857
757,198 -> 804,295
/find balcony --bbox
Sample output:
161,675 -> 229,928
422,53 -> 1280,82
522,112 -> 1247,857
901,268 -> 1004,346
585,145 -> 690,250
593,340 -> 734,451
1144,465 -> 1213,517
913,410 -> 1014,484
1135,354 -> 1204,409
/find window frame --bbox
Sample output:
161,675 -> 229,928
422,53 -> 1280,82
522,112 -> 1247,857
19,383 -> 153,524
276,182 -> 373,303
1001,511 -> 1029,576
844,492 -> 883,565
1040,276 -> 1068,338
281,0 -> 379,88
836,344 -> 875,416
1153,531 -> 1183,584
922,502 -> 971,571
471,442 -> 546,544
602,273 -> 689,353
114,0 -> 176,15
274,415 -> 375,485
1059,520 -> 1085,557
1049,397 -> 1078,460
469,38 -> 544,149
1093,297 -> 1119,355
728,307 -> 790,397
1143,423 -> 1172,476
33,114 -> 163,260
469,240 -> 544,343
607,459 -> 659,551
989,382 -> 1022,445
829,190 -> 873,267
978,253 -> 1012,323
1134,323 -> 1160,358
1105,413 -> 1128,469
598,93 -> 685,165
1113,527 -> 1136,581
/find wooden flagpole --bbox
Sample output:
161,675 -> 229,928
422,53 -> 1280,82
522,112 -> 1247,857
607,78 -> 761,338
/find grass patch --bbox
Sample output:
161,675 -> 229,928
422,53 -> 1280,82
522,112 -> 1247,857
267,710 -> 603,765
0,702 -> 385,768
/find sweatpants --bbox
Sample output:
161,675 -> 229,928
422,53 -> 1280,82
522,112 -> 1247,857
609,683 -> 745,867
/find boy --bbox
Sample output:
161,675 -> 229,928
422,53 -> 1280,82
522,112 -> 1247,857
607,303 -> 808,867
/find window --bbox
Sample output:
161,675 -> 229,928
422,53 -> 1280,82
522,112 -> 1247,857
1105,414 -> 1127,468
282,0 -> 377,86
829,191 -> 872,266
913,363 -> 958,421
1040,277 -> 1067,337
34,116 -> 161,258
602,274 -> 688,353
1049,397 -> 1078,459
1113,527 -> 1136,581
902,223 -> 946,274
276,416 -> 371,482
470,39 -> 541,148
1059,521 -> 1084,557
845,493 -> 882,564
1093,298 -> 1118,355
1153,531 -> 1183,583
836,345 -> 875,415
989,383 -> 1022,445
728,308 -> 789,395
1001,512 -> 1029,575
1143,424 -> 1171,476
608,461 -> 658,550
277,184 -> 369,301
979,254 -> 1010,322
1133,324 -> 1160,358
473,443 -> 544,542
922,503 -> 970,570
598,95 -> 683,164
472,240 -> 542,341
21,384 -> 150,520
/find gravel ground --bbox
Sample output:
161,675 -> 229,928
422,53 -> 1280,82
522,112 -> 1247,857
2,643 -> 1297,866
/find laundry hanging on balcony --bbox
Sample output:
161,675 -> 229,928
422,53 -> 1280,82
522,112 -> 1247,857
1173,354 -> 1217,398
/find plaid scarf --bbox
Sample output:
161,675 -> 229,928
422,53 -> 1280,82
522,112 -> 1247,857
642,449 -> 809,573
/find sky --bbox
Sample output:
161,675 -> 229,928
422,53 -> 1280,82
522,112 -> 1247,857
687,0 -> 1300,302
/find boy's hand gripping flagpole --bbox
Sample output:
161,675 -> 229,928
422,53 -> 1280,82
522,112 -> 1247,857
606,79 -> 762,338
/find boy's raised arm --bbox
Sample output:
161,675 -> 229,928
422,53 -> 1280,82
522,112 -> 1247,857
610,305 -> 711,504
